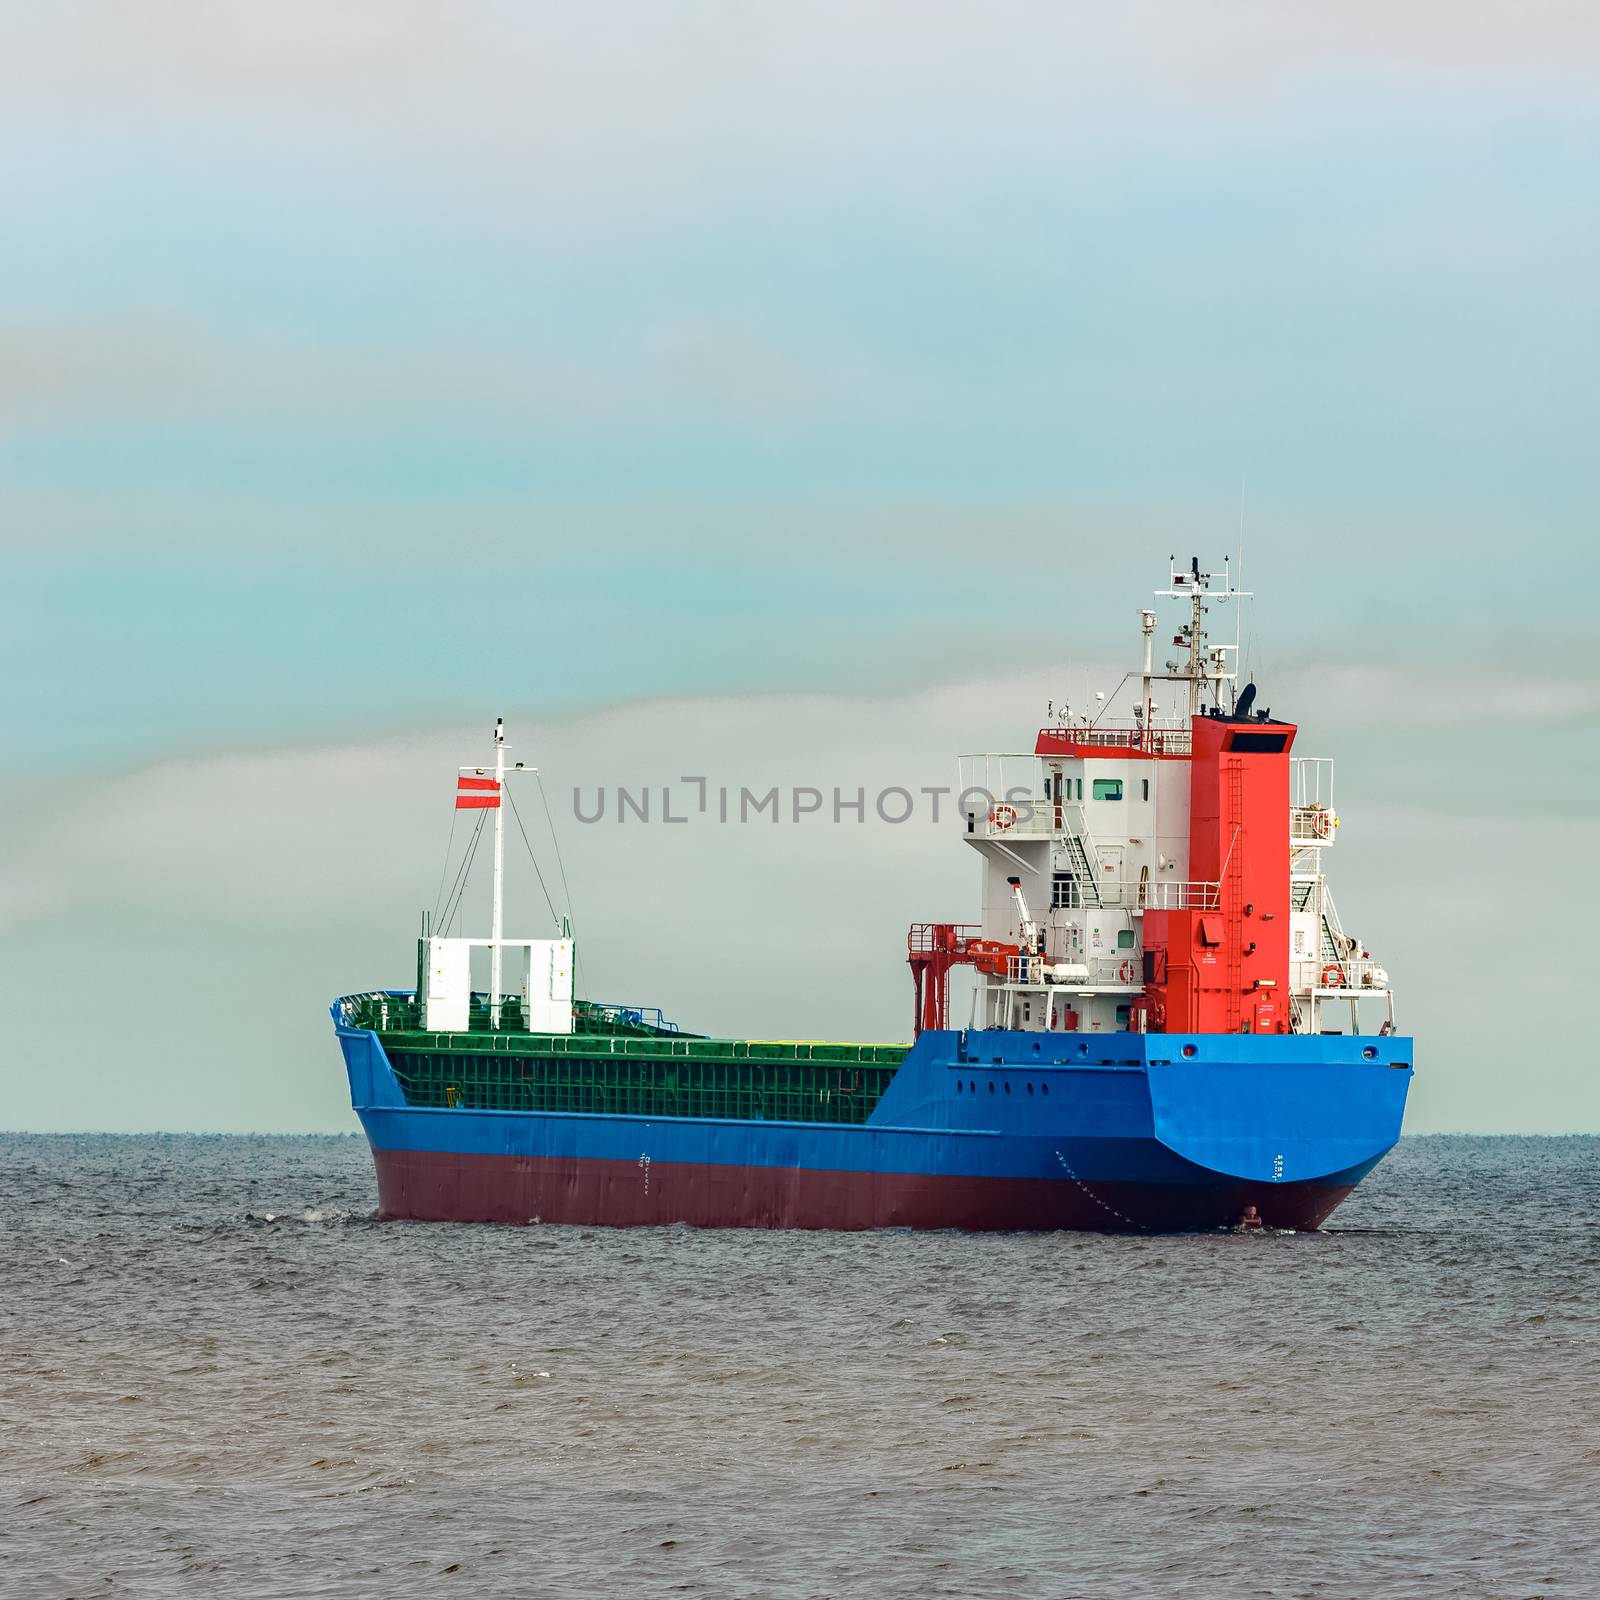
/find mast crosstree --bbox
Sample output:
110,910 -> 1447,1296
434,717 -> 573,1035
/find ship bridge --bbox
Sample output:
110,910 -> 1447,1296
910,559 -> 1393,1041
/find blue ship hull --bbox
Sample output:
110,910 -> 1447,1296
336,1018 -> 1412,1232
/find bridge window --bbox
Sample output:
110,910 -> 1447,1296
1092,778 -> 1123,801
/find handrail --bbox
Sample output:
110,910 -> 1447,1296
1290,805 -> 1338,843
970,800 -> 1337,847
1291,756 -> 1334,811
579,1000 -> 683,1035
1321,882 -> 1350,959
336,990 -> 689,1039
965,801 -> 1056,837
1035,725 -> 1192,756
1059,800 -> 1108,889
1136,880 -> 1222,910
1294,956 -> 1391,993
907,923 -> 984,954
997,953 -> 1143,987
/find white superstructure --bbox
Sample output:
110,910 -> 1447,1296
916,562 -> 1394,1038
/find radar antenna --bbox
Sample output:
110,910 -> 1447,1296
1149,556 -> 1253,717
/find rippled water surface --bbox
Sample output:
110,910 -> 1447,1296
2,1134 -> 1596,1599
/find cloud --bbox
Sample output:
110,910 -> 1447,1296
5,4 -> 1594,190
17,4 -> 1600,102
1258,663 -> 1600,729
3,667 -> 1595,1132
0,310 -> 943,443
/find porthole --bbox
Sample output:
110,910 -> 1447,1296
1042,1083 -> 1049,1096
1362,1046 -> 1377,1060
955,1079 -> 963,1093
1027,1082 -> 1035,1095
988,1081 -> 995,1094
1003,1081 -> 1011,1094
1182,1044 -> 1198,1058
970,1080 -> 976,1094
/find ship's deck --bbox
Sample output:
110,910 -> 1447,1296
336,992 -> 910,1125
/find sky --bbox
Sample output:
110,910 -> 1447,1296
2,2 -> 1597,1132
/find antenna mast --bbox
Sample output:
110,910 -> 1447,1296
1152,556 -> 1252,716
490,716 -> 506,1028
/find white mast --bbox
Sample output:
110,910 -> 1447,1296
490,716 -> 506,1029
427,723 -> 569,1038
1139,607 -> 1157,747
1152,556 -> 1251,714
1185,577 -> 1206,715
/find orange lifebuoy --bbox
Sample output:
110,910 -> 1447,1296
1117,959 -> 1137,984
1321,963 -> 1346,988
990,803 -> 1018,830
1311,809 -> 1334,839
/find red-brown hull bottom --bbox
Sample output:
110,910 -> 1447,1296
371,1147 -> 1357,1233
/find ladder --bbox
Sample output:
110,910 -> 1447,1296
1058,831 -> 1102,908
1320,882 -> 1349,964
1294,876 -> 1351,976
1223,760 -> 1245,1030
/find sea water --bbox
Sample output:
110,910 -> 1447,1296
1,1133 -> 1595,1598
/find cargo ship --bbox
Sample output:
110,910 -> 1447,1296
332,560 -> 1411,1231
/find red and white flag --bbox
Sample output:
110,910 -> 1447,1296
456,774 -> 501,810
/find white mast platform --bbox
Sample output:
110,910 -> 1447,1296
418,718 -> 575,1035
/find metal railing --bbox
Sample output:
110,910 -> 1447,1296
966,800 -> 1057,838
997,953 -> 1144,987
337,991 -> 421,1031
580,1001 -> 683,1035
1044,877 -> 1221,910
336,991 -> 687,1039
1291,806 -> 1338,844
1136,879 -> 1222,910
907,923 -> 984,954
1292,957 -> 1391,993
1291,756 -> 1334,811
970,798 -> 1336,852
967,801 -> 1132,855
1034,725 -> 1193,756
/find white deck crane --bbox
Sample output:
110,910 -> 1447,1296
1006,876 -> 1043,953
